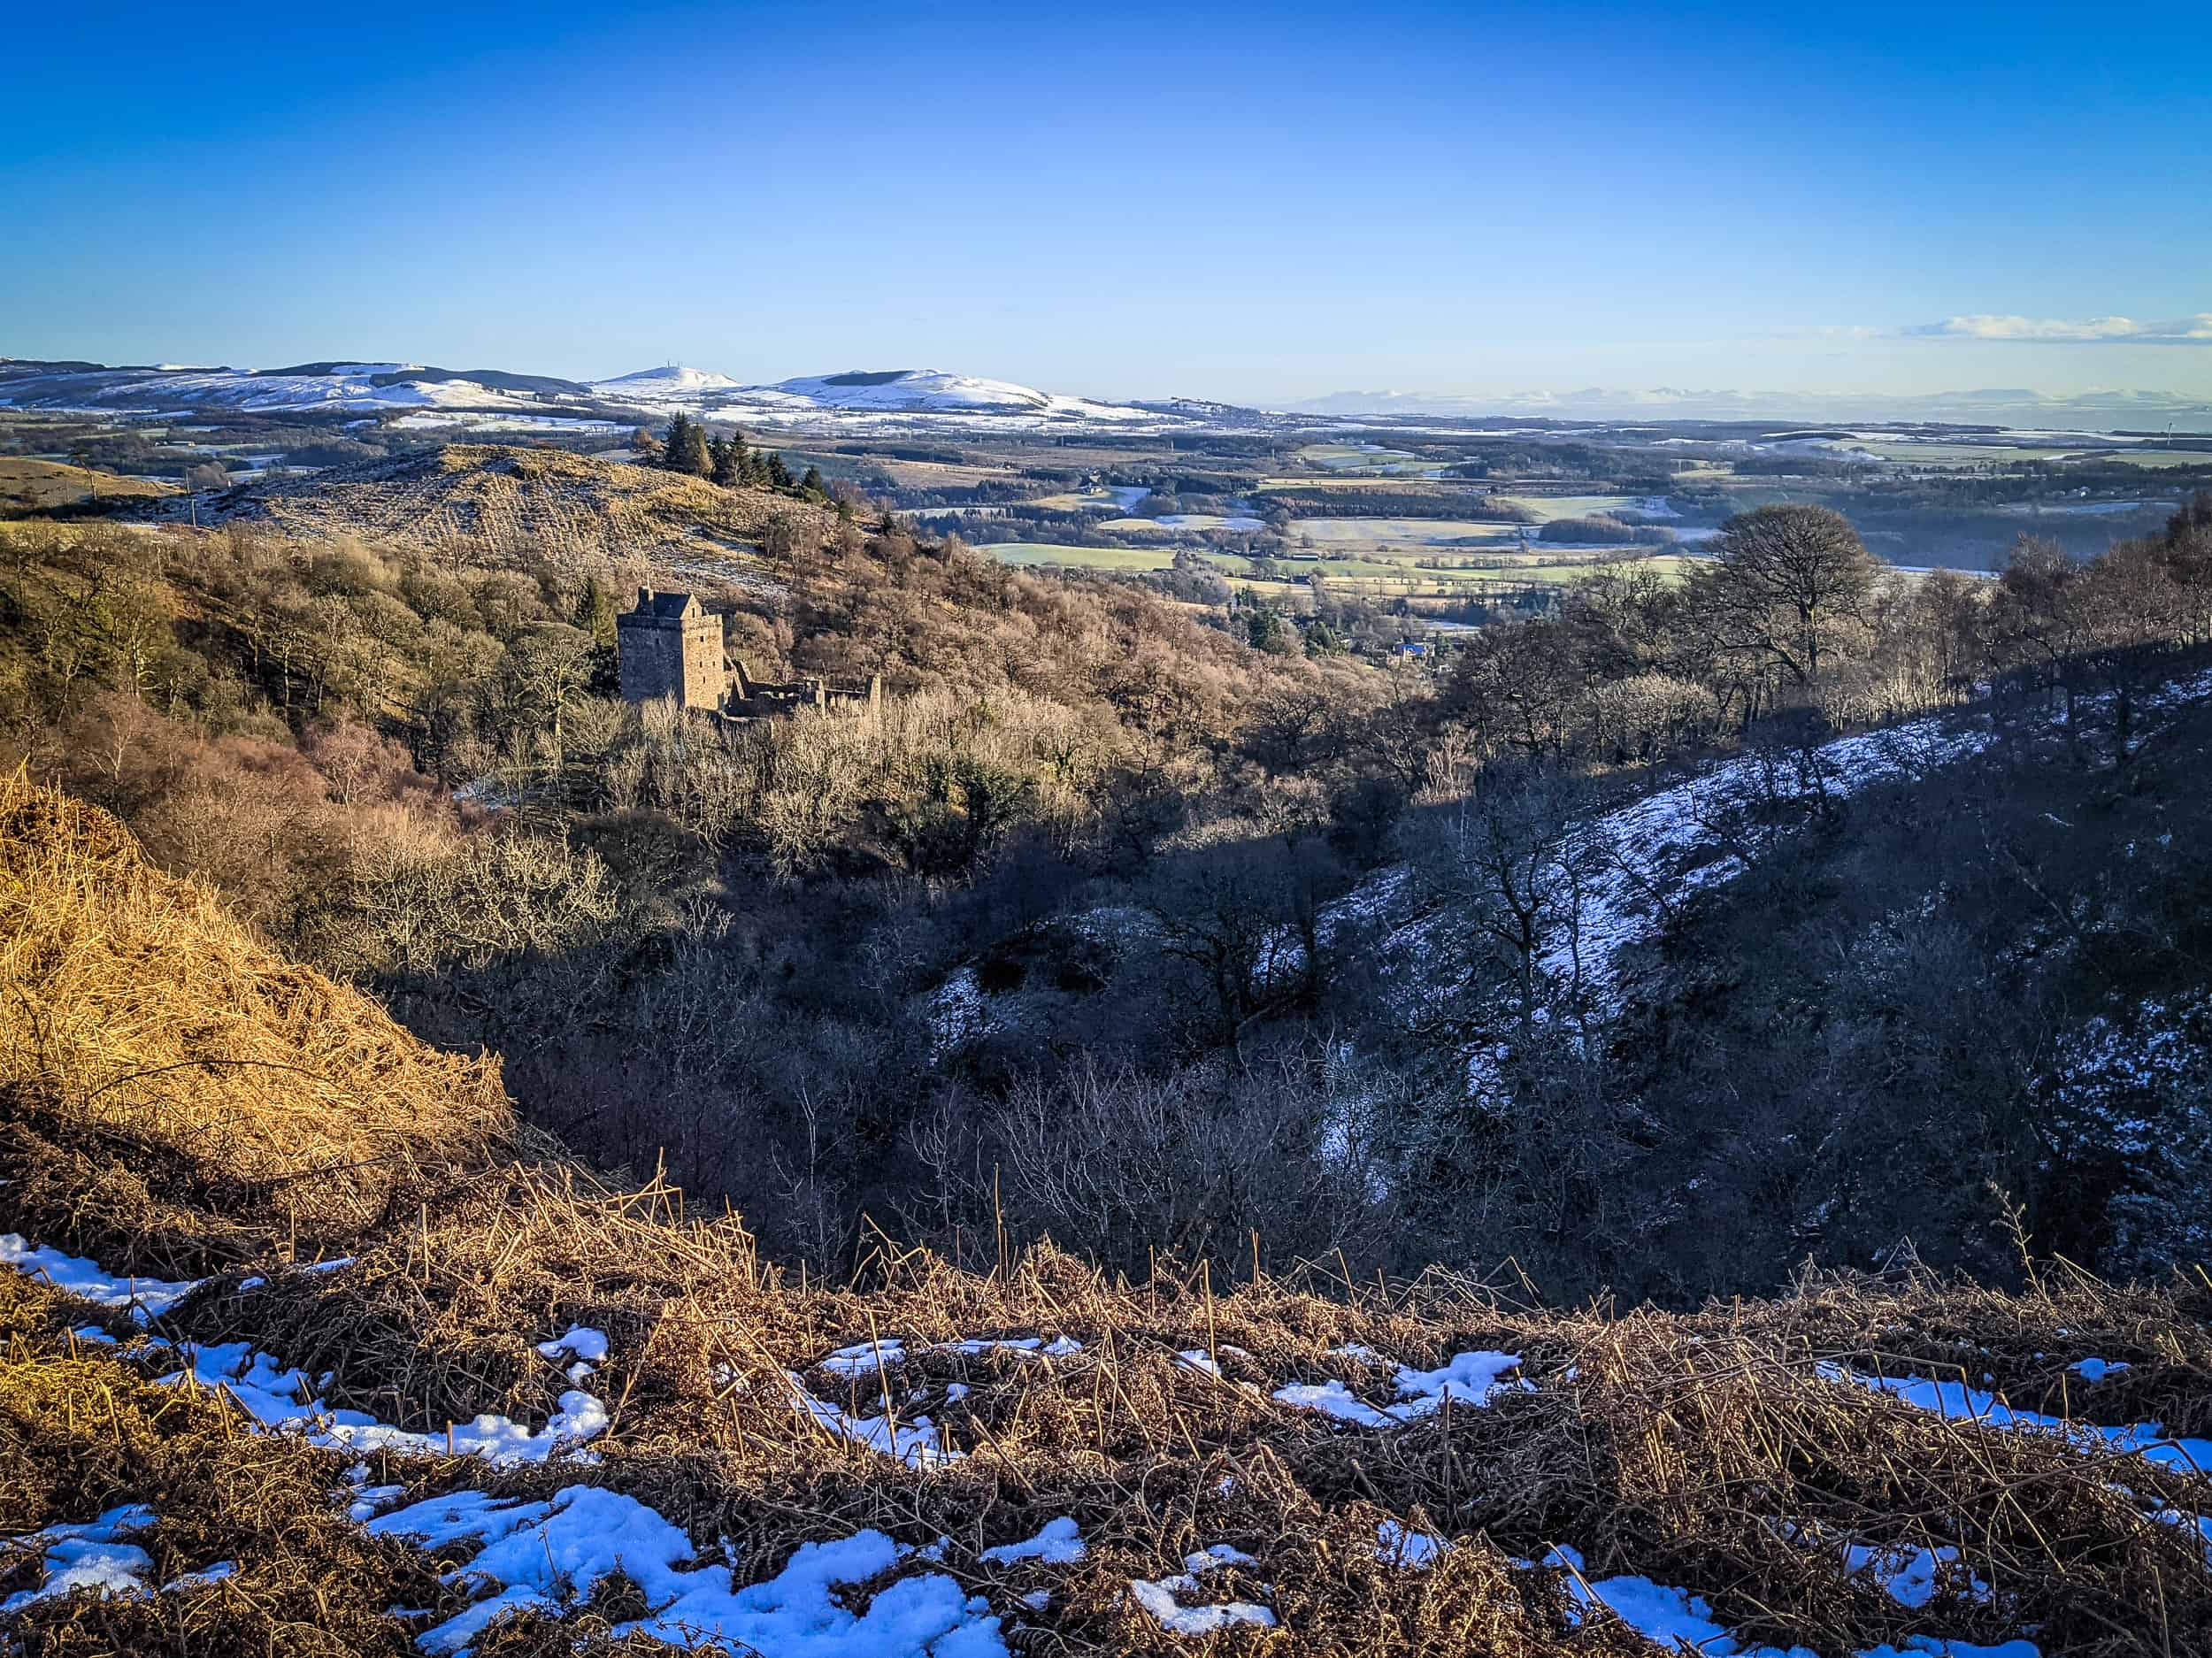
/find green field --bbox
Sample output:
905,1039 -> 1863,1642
1269,557 -> 1420,578
1025,485 -> 1153,511
1232,551 -> 1698,601
1290,441 -> 1451,477
1841,441 -> 2088,468
1287,517 -> 1529,551
986,542 -> 1177,570
1837,441 -> 2212,472
2092,449 -> 2212,470
1494,493 -> 1652,522
1252,475 -> 1494,493
1094,513 -> 1260,535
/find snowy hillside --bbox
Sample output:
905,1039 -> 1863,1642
926,700 -> 2016,1063
747,368 -> 1155,422
584,365 -> 1177,429
583,365 -> 744,399
0,356 -> 1200,433
0,360 -> 570,415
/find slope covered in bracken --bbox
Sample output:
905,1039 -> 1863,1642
4,778 -> 2210,1656
142,445 -> 835,580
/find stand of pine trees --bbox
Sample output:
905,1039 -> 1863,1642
661,412 -> 826,501
663,411 -> 712,477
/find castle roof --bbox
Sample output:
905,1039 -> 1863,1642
623,587 -> 702,622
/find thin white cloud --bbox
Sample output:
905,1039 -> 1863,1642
1909,313 -> 2212,345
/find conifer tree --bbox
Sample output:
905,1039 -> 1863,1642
1246,608 -> 1294,655
800,464 -> 826,498
576,576 -> 618,646
664,412 -> 711,477
766,452 -> 794,489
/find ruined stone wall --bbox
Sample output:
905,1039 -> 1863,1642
678,614 -> 725,710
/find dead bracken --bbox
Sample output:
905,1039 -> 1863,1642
4,781 -> 2210,1656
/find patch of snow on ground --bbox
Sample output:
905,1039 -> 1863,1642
1375,1519 -> 1448,1568
1842,1543 -> 1991,1608
158,1338 -> 610,1464
0,1234 -> 200,1321
789,1373 -> 954,1467
1545,719 -> 1999,1015
2152,1507 -> 2212,1568
160,1560 -> 237,1591
1127,1546 -> 1275,1637
820,1339 -> 904,1377
1825,1364 -> 2212,1475
0,1506 -> 158,1613
1274,1350 -> 1529,1426
979,1517 -> 1086,1566
928,966 -> 992,1058
537,1324 -> 609,1382
536,1325 -> 609,1364
1271,1377 -> 1396,1426
1545,1545 -> 1790,1654
1154,512 -> 1264,532
370,1485 -> 1008,1657
941,1335 -> 1081,1358
1394,1350 -> 1534,1414
347,1484 -> 410,1524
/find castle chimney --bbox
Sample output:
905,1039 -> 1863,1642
638,585 -> 655,608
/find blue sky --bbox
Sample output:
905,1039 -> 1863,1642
4,0 -> 2206,406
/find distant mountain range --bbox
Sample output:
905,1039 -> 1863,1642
583,365 -> 1164,426
0,359 -> 1202,432
2,356 -> 2205,435
1294,385 -> 2212,429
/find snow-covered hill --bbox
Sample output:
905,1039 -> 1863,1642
584,365 -> 744,400
0,357 -> 1198,433
0,360 -> 572,415
584,365 -> 1175,429
752,368 -> 1151,422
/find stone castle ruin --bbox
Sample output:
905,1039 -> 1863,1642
616,587 -> 880,719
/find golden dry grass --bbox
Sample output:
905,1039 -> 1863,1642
0,457 -> 178,515
0,1273 -> 461,1656
4,777 -> 2212,1654
156,444 -> 837,576
153,1179 -> 2212,1656
0,774 -> 512,1265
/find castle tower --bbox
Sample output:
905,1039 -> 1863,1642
616,587 -> 725,710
